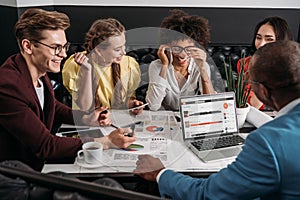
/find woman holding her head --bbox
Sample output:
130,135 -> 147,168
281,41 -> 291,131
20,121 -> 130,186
146,9 -> 221,111
237,16 -> 293,110
62,18 -> 144,115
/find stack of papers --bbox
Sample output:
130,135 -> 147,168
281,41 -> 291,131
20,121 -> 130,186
246,106 -> 273,128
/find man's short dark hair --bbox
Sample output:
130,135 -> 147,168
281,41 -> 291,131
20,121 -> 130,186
15,8 -> 70,50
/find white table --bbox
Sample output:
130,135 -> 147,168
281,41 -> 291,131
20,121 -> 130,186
43,110 -> 251,175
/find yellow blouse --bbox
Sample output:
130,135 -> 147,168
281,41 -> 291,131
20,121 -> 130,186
62,51 -> 141,109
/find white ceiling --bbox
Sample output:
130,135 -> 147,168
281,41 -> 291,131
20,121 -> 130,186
2,0 -> 300,9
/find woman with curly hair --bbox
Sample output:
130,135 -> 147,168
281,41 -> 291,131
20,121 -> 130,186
62,18 -> 144,114
146,9 -> 218,111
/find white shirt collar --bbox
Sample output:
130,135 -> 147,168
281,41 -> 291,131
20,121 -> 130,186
275,98 -> 300,118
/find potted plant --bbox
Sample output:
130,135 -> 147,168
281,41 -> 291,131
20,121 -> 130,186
224,53 -> 251,128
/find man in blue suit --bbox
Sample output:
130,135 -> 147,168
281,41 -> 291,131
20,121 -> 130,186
134,40 -> 300,200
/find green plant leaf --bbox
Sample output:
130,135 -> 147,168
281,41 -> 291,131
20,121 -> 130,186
223,51 -> 250,108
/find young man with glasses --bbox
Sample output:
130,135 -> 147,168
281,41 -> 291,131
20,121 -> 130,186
135,40 -> 300,199
0,8 -> 135,171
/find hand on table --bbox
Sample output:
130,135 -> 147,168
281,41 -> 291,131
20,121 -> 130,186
134,155 -> 165,182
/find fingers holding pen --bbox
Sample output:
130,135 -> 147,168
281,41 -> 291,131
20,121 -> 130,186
129,100 -> 146,115
96,107 -> 112,126
108,128 -> 136,148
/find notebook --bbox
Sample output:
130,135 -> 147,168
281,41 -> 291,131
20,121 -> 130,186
179,92 -> 245,162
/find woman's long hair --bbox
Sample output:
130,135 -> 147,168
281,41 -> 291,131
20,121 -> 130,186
84,18 -> 126,108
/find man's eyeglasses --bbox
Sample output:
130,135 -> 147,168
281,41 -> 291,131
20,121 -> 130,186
31,40 -> 70,55
170,46 -> 196,54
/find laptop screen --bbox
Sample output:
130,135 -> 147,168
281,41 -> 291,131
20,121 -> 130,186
179,92 -> 238,140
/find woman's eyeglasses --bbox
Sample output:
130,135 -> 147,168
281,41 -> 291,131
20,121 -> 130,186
170,46 -> 196,54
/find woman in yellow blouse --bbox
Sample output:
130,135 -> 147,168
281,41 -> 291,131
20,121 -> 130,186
62,18 -> 144,114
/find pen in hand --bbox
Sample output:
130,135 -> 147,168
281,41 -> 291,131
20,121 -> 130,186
128,103 -> 149,111
100,109 -> 108,115
88,106 -> 108,114
97,109 -> 109,123
111,123 -> 134,137
111,123 -> 119,129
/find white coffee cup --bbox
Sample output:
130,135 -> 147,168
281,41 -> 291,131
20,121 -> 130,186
77,142 -> 103,164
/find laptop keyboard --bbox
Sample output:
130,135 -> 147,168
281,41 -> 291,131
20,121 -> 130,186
191,135 -> 245,151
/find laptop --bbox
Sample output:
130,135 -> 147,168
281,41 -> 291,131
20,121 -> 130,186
179,92 -> 245,162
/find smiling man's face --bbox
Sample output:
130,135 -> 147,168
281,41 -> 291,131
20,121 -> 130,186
30,29 -> 68,74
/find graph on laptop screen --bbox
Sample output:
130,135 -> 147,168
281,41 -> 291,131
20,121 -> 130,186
180,92 -> 238,139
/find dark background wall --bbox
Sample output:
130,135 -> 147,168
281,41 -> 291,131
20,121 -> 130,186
0,5 -> 55,65
1,6 -> 19,65
1,5 -> 299,65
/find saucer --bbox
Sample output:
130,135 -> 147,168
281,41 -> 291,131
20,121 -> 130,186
74,157 -> 104,169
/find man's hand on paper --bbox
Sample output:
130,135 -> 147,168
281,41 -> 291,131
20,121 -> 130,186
134,155 -> 165,182
107,127 -> 136,148
94,127 -> 136,149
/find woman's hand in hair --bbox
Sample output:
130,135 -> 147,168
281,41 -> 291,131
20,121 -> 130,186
157,45 -> 171,67
74,52 -> 87,65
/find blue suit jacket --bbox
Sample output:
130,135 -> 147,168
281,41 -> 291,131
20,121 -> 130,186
159,103 -> 300,200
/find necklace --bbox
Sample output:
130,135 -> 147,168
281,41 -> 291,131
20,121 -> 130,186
175,69 -> 189,79
174,69 -> 189,89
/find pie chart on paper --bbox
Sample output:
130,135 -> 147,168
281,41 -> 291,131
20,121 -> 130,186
146,125 -> 164,133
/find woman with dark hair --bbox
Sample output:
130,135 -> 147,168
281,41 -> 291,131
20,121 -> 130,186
146,9 -> 222,111
237,16 -> 293,110
62,18 -> 144,114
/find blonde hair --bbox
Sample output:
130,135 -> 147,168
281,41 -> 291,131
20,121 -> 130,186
83,18 -> 125,53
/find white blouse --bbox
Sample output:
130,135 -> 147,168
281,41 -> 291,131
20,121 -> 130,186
146,59 -> 211,111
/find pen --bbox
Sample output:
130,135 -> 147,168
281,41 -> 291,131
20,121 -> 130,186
128,103 -> 149,111
110,123 -> 134,137
88,106 -> 108,114
100,109 -> 108,115
111,123 -> 120,129
124,132 -> 134,137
